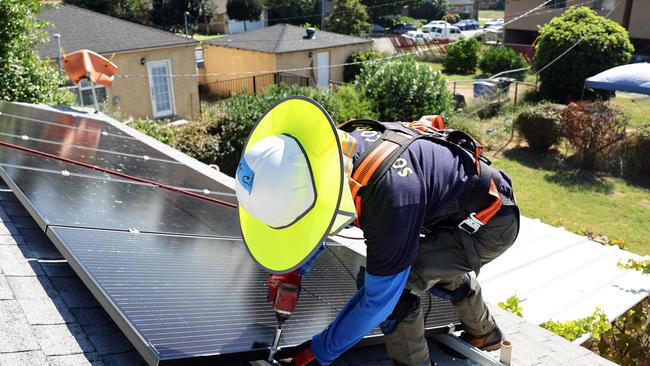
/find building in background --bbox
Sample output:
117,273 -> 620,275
38,4 -> 200,119
504,0 -> 649,48
201,0 -> 268,35
449,0 -> 479,19
200,24 -> 371,97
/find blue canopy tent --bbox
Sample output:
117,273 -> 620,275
584,62 -> 650,95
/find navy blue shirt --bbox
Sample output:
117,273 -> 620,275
347,125 -> 511,276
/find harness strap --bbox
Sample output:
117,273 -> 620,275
349,130 -> 416,221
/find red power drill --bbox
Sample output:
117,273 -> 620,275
268,283 -> 300,364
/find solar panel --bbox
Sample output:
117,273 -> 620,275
47,227 -> 459,365
0,101 -> 460,365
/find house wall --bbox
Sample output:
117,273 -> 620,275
504,0 -> 649,44
108,44 -> 199,119
275,43 -> 371,84
201,45 -> 276,85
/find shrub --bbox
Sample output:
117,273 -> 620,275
540,307 -> 611,341
133,118 -> 176,145
443,37 -> 481,75
343,49 -> 381,83
623,125 -> 650,177
442,12 -> 460,24
514,102 -> 564,152
445,114 -> 484,141
535,7 -> 634,102
560,101 -> 628,169
479,46 -> 527,80
498,295 -> 523,317
356,56 -> 452,121
333,85 -> 378,122
170,121 -> 220,165
214,84 -> 351,175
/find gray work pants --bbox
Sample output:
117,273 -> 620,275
384,206 -> 520,366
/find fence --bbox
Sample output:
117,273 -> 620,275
502,43 -> 537,66
447,79 -> 539,106
388,35 -> 450,56
199,72 -> 311,98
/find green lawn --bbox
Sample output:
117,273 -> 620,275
478,9 -> 504,26
491,149 -> 650,255
194,34 -> 223,41
425,62 -> 480,81
612,94 -> 650,128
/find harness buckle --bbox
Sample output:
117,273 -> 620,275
458,213 -> 483,234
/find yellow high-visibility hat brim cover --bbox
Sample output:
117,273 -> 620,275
238,96 -> 355,273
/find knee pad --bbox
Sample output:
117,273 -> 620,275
381,290 -> 421,334
429,274 -> 475,303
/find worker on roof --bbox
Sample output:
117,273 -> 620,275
235,97 -> 519,366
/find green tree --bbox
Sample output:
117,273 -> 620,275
409,0 -> 447,21
64,0 -> 151,23
325,0 -> 370,36
535,6 -> 634,102
150,0 -> 217,31
356,56 -> 452,121
443,37 -> 481,75
362,0 -> 422,23
266,0 -> 320,26
227,0 -> 263,31
479,45 -> 527,80
0,0 -> 74,104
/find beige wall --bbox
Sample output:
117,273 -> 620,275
108,44 -> 199,119
202,45 -> 276,84
275,43 -> 371,84
504,0 -> 649,42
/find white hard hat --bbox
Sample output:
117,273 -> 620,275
235,134 -> 315,228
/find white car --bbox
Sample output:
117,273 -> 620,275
484,18 -> 504,28
428,25 -> 463,41
422,20 -> 452,33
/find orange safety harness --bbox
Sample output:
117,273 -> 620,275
339,118 -> 512,235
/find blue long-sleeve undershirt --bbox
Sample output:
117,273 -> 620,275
310,266 -> 410,365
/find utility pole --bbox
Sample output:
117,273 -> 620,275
621,0 -> 633,30
184,11 -> 190,38
54,34 -> 63,72
321,0 -> 325,30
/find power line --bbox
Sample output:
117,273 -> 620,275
114,0 -> 555,80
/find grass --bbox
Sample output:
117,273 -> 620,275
478,9 -> 504,26
425,62 -> 480,81
491,149 -> 650,255
612,94 -> 650,129
193,34 -> 223,41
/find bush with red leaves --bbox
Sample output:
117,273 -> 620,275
560,101 -> 628,169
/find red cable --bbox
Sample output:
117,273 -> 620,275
0,140 -> 238,209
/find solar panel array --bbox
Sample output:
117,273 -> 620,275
0,101 -> 459,365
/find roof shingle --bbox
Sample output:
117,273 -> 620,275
36,4 -> 196,59
206,23 -> 371,53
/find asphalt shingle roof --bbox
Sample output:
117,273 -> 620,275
36,4 -> 196,59
205,23 -> 371,53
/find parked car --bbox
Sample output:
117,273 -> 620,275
429,25 -> 463,40
630,45 -> 650,63
484,18 -> 504,28
403,30 -> 431,43
454,19 -> 479,30
388,23 -> 417,35
370,24 -> 385,37
422,20 -> 452,33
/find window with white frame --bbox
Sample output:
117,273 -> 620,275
592,0 -> 616,11
67,79 -> 107,107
